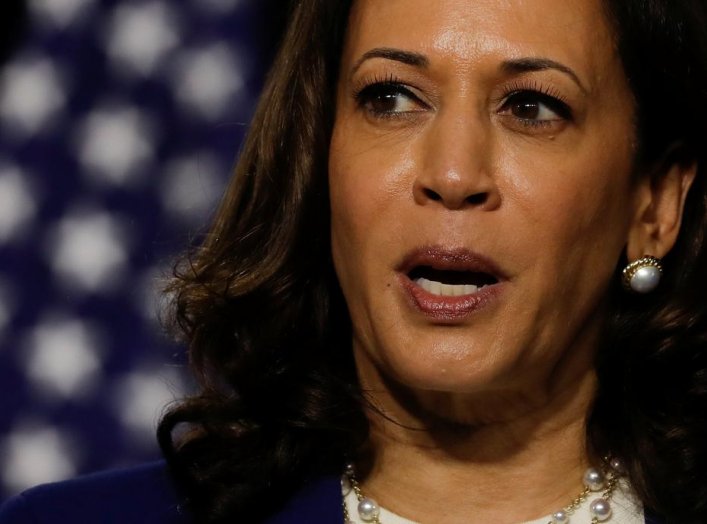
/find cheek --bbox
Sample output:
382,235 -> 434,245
329,124 -> 414,274
328,122 -> 416,354
508,125 -> 633,232
501,136 -> 635,301
329,129 -> 368,272
329,125 -> 376,303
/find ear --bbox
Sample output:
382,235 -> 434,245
626,149 -> 697,262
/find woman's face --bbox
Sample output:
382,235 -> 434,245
329,0 -> 639,400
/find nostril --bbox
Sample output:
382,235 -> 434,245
466,192 -> 488,205
423,188 -> 442,201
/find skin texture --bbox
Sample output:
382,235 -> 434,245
328,0 -> 695,521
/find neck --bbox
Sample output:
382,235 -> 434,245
353,355 -> 598,523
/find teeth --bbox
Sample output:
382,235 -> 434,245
415,277 -> 479,297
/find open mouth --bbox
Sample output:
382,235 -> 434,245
408,266 -> 499,297
397,246 -> 505,320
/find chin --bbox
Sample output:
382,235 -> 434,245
359,347 -> 539,427
356,328 -> 518,394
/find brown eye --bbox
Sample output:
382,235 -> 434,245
503,91 -> 572,122
369,91 -> 400,114
356,82 -> 426,117
512,100 -> 542,120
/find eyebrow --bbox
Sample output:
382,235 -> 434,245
349,49 -> 588,94
350,47 -> 429,78
501,58 -> 588,94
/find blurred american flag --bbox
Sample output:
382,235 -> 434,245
0,0 -> 277,501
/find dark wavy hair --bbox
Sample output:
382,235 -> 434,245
157,1 -> 707,522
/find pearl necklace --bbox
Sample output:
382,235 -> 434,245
342,460 -> 623,524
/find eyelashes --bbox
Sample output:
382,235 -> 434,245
497,80 -> 573,127
353,74 -> 428,119
352,75 -> 574,128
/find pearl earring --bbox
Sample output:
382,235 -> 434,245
622,255 -> 663,293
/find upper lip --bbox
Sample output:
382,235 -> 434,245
396,245 -> 507,282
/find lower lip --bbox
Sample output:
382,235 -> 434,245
398,274 -> 503,322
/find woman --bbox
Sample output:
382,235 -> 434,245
2,0 -> 706,522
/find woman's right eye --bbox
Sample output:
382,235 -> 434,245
355,82 -> 427,118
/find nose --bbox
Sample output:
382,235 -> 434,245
413,111 -> 500,211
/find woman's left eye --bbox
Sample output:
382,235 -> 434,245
500,90 -> 572,125
355,82 -> 427,117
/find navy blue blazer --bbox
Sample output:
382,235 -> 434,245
0,461 -> 665,523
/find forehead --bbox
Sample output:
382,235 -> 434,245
344,0 -> 617,81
